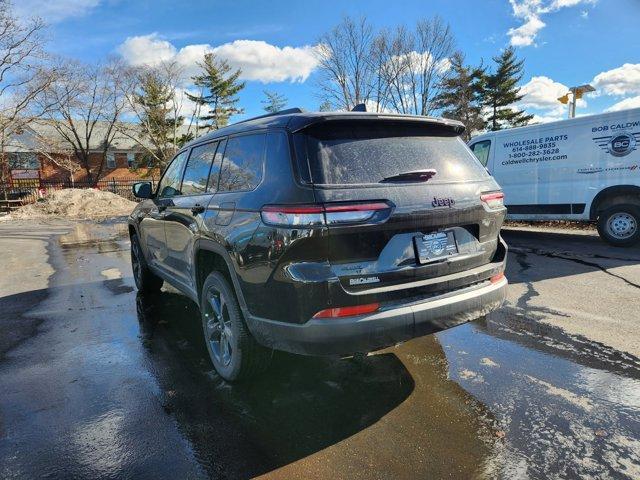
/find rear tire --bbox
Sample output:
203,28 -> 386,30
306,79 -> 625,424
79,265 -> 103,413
200,271 -> 272,382
597,204 -> 640,247
130,233 -> 164,292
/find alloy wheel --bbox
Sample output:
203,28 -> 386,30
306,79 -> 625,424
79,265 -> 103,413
203,286 -> 234,367
131,240 -> 142,284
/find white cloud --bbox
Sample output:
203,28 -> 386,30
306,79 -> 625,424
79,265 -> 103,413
118,35 -> 318,84
118,34 -> 177,67
517,75 -> 590,122
14,0 -> 101,23
593,63 -> 640,96
507,0 -> 596,47
519,75 -> 587,109
508,16 -> 546,47
604,96 -> 640,112
211,40 -> 318,83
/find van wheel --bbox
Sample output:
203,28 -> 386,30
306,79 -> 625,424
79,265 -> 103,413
597,204 -> 640,247
131,234 -> 164,292
200,271 -> 272,382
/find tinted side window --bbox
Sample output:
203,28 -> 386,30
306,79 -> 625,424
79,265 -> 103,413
207,139 -> 226,192
158,150 -> 188,198
470,140 -> 491,167
182,141 -> 218,195
218,134 -> 266,192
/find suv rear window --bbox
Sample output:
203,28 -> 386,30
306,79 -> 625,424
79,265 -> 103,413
298,121 -> 488,185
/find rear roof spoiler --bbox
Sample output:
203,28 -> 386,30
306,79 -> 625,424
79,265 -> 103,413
288,114 -> 465,136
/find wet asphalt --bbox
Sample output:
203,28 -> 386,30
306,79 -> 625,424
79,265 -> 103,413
0,220 -> 639,479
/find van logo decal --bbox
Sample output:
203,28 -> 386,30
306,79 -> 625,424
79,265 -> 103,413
432,196 -> 456,208
592,130 -> 639,157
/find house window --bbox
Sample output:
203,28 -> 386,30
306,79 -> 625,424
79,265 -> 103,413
127,152 -> 136,168
9,152 -> 39,170
106,152 -> 116,169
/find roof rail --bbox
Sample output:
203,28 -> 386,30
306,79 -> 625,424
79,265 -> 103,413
231,107 -> 304,126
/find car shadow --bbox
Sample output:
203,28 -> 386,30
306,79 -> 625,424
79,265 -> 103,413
135,291 -> 415,477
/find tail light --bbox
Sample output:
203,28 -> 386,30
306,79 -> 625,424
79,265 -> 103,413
261,202 -> 391,227
313,302 -> 380,318
490,272 -> 505,284
481,192 -> 505,210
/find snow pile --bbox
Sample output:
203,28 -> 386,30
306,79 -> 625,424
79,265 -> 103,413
8,188 -> 137,219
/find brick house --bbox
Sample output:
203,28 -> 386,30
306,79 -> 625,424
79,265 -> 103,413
3,121 -> 166,186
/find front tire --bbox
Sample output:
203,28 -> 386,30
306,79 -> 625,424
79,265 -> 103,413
597,204 -> 640,247
130,233 -> 164,292
200,271 -> 272,381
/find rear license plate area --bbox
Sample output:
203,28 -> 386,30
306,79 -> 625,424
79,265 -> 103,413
414,231 -> 458,264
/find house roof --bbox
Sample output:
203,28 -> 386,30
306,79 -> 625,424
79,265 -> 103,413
6,120 -> 194,153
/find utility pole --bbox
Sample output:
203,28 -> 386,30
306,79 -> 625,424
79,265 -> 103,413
558,84 -> 595,118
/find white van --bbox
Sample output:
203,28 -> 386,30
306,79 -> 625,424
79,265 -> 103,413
469,108 -> 640,246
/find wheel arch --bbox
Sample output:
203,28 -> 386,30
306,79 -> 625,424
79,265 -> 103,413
193,238 -> 249,313
589,185 -> 640,220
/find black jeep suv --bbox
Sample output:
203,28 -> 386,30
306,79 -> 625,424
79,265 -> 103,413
129,109 -> 508,381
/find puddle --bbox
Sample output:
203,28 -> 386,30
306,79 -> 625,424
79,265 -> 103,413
436,310 -> 640,479
59,221 -> 128,247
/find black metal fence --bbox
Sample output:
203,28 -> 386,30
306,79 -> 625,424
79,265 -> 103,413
0,177 -> 158,212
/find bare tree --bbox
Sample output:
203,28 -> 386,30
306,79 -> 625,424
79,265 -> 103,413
117,61 -> 196,169
315,16 -> 376,111
37,58 -> 129,183
369,30 -> 392,113
0,1 -> 57,200
378,17 -> 455,116
317,15 -> 455,116
31,125 -> 81,185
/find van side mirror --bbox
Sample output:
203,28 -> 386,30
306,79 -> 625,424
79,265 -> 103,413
132,181 -> 153,199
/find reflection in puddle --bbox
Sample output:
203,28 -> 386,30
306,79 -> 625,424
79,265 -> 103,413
59,220 -> 128,247
438,309 -> 640,479
133,289 -> 640,478
135,292 -> 495,478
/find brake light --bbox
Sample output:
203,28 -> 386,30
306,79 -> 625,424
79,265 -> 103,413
261,202 -> 391,227
481,192 -> 505,210
313,302 -> 380,318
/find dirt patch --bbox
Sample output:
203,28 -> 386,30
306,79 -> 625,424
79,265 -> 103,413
505,220 -> 596,231
3,189 -> 137,220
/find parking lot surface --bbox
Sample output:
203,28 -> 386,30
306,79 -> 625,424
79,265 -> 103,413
1,220 -> 639,479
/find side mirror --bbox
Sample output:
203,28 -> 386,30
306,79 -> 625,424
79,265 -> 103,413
132,181 -> 153,199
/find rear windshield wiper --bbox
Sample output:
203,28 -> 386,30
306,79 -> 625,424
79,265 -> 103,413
380,169 -> 437,183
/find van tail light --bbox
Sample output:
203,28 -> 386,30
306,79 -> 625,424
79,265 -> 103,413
490,272 -> 505,284
261,202 -> 391,227
481,192 -> 505,210
313,302 -> 380,319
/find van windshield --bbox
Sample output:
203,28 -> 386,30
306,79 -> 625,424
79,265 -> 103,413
297,121 -> 488,185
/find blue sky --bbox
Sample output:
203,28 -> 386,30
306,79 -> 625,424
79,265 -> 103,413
16,0 -> 640,122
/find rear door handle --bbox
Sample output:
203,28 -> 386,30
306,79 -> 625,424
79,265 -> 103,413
191,204 -> 205,215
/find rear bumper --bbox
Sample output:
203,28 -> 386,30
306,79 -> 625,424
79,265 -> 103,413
245,277 -> 508,356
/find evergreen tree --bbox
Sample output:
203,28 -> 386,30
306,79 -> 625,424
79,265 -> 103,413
483,47 -> 533,131
187,53 -> 245,131
433,52 -> 485,141
134,69 -> 183,165
261,90 -> 287,113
